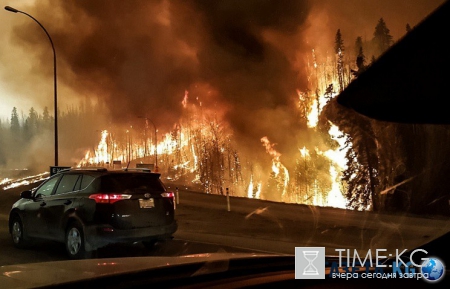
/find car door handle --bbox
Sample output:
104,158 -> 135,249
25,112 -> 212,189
40,202 -> 46,207
64,200 -> 72,205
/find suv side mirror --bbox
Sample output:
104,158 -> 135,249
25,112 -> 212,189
20,190 -> 33,199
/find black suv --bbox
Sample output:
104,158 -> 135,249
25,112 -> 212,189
8,168 -> 177,259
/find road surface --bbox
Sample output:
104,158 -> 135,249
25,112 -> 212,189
1,182 -> 449,266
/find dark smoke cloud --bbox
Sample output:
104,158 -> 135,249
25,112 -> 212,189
185,0 -> 312,154
10,0 -> 312,160
7,0 -> 444,167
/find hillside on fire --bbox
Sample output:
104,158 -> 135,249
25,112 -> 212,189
1,1 -> 448,216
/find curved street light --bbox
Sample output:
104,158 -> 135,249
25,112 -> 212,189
5,5 -> 59,166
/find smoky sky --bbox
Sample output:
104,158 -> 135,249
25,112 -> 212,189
6,0 -> 444,166
8,0 -> 312,158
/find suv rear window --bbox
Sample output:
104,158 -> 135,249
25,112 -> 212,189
99,173 -> 166,192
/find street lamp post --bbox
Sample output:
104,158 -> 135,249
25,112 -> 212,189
138,116 -> 158,172
5,6 -> 58,166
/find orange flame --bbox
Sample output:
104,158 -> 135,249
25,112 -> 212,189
261,136 -> 290,200
182,90 -> 188,108
78,42 -> 354,210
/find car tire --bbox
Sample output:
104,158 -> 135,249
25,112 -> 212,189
142,239 -> 158,250
10,215 -> 30,249
65,221 -> 89,259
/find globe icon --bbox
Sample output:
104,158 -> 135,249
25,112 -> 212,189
421,258 -> 445,282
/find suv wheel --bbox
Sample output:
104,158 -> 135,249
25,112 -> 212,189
10,215 -> 29,248
142,239 -> 158,250
65,221 -> 88,259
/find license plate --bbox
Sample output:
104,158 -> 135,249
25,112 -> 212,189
139,198 -> 154,208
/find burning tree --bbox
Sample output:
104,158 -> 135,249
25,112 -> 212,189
261,137 -> 289,201
291,146 -> 333,205
194,120 -> 243,195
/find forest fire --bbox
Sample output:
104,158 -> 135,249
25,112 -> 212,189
77,47 -> 350,209
1,1 -> 446,216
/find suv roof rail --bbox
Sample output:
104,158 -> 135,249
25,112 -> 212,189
123,168 -> 151,173
71,167 -> 108,172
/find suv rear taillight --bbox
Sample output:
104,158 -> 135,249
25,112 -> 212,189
89,193 -> 132,204
161,192 -> 174,198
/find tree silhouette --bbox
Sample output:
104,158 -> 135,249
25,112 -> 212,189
406,23 -> 412,33
373,18 -> 393,55
10,107 -> 20,135
354,36 -> 363,58
23,107 -> 39,139
335,29 -> 345,92
351,46 -> 367,77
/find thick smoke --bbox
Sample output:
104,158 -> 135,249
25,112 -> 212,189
7,0 -> 312,165
3,0 -> 444,169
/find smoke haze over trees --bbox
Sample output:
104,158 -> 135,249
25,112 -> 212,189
1,0 -> 448,214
